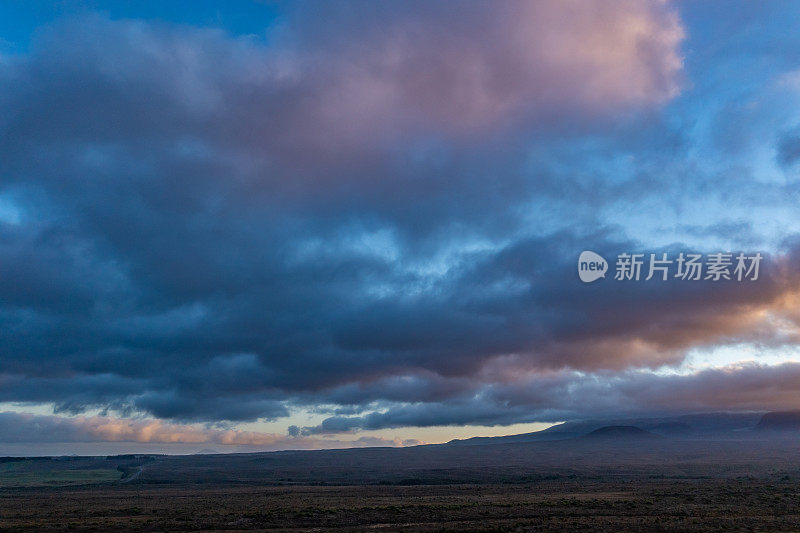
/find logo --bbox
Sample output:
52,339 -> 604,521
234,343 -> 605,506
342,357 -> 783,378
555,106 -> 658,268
577,251 -> 762,283
578,251 -> 608,283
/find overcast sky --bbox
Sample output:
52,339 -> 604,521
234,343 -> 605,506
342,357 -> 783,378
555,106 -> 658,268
2,1 -> 800,454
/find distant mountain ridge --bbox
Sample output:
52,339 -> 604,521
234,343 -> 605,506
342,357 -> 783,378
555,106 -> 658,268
582,426 -> 657,440
446,412 -> 770,446
196,448 -> 221,455
756,411 -> 800,431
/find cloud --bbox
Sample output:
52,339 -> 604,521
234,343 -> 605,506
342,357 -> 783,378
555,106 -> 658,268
1,2 -> 684,170
778,129 -> 800,166
4,3 -> 800,437
0,411 -> 418,450
300,362 -> 800,433
2,234 -> 799,426
0,4 -> 691,427
275,0 -> 684,144
13,361 -> 800,445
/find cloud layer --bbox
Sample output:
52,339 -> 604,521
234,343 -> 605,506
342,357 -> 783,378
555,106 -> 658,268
2,2 -> 800,442
0,411 -> 419,450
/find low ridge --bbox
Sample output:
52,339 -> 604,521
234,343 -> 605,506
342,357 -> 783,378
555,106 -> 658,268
583,425 -> 657,439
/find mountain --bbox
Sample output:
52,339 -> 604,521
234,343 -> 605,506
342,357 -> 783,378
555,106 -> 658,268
645,422 -> 694,436
582,425 -> 657,440
446,412 -> 764,446
756,411 -> 800,431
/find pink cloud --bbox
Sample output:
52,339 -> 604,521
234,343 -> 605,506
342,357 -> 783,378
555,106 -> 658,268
0,411 -> 422,450
281,0 -> 685,151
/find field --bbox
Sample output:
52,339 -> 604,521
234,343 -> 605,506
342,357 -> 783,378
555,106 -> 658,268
0,466 -> 119,488
3,479 -> 800,531
2,436 -> 800,531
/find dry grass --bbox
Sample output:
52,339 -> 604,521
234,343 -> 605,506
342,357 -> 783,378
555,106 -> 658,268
2,480 -> 800,531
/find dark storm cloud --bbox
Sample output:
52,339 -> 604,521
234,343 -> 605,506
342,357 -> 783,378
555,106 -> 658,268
300,362 -> 800,434
2,3 -> 798,432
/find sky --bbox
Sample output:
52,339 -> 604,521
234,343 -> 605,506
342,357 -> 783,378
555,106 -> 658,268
1,0 -> 800,455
